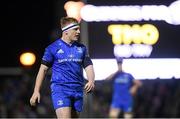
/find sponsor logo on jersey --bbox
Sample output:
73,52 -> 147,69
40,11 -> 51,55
58,58 -> 82,63
115,77 -> 129,83
68,54 -> 74,58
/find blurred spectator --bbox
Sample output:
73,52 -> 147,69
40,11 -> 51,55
0,75 -> 180,118
104,58 -> 142,118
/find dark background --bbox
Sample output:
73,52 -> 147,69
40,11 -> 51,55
1,0 -> 180,67
1,0 -> 67,67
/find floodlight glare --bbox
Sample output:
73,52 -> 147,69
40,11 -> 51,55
20,52 -> 36,66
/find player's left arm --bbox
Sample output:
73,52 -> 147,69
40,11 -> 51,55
83,46 -> 95,93
130,79 -> 142,96
84,65 -> 95,93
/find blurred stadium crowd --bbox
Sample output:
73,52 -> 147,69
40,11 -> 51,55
0,75 -> 180,118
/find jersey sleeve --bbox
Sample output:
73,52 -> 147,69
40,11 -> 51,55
129,74 -> 135,80
82,46 -> 93,68
128,73 -> 135,87
41,47 -> 54,67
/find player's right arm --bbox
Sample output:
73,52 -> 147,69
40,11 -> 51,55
104,71 -> 118,80
30,64 -> 49,106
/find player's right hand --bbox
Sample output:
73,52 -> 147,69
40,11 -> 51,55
30,91 -> 40,106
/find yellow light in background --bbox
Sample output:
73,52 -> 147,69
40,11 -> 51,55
64,1 -> 85,22
131,24 -> 142,44
20,52 -> 36,66
122,25 -> 132,44
108,24 -> 159,45
142,24 -> 159,45
108,25 -> 123,44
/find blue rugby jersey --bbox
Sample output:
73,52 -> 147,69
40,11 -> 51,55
112,72 -> 134,99
42,39 -> 91,92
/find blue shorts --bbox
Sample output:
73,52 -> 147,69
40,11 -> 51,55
111,98 -> 133,113
51,90 -> 83,112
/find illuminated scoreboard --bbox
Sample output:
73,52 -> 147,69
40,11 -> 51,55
78,0 -> 180,80
80,0 -> 180,59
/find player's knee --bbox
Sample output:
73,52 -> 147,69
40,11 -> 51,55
55,107 -> 71,118
124,112 -> 133,119
109,111 -> 119,118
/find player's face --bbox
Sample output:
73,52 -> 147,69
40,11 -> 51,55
67,27 -> 80,41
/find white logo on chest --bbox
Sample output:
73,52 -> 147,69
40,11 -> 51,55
57,49 -> 64,54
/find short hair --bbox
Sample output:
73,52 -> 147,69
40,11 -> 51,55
60,17 -> 79,29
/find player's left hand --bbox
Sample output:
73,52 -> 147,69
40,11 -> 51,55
84,80 -> 95,93
30,91 -> 40,106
